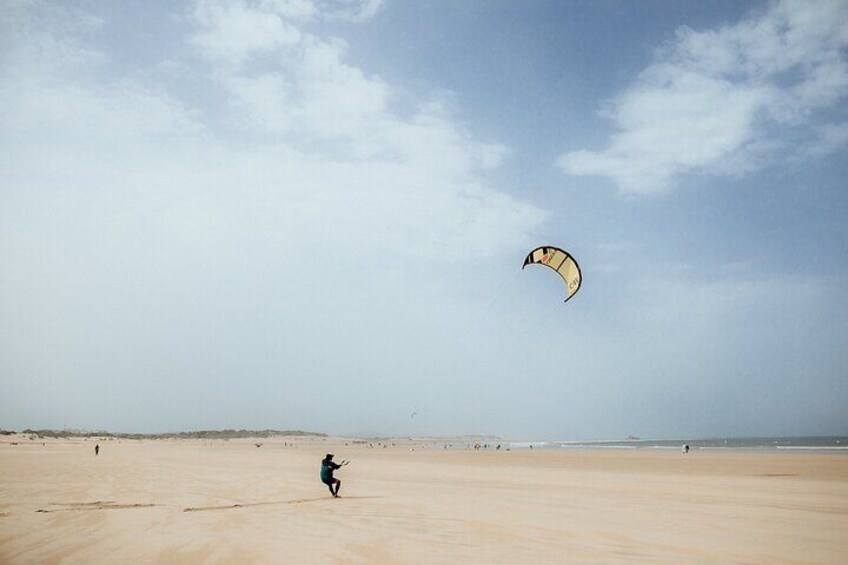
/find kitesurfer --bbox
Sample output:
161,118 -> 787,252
320,453 -> 343,497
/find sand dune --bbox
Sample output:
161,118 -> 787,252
1,436 -> 847,563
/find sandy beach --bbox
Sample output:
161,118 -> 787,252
1,435 -> 847,564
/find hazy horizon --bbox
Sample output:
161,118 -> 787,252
4,427 -> 848,445
2,0 -> 847,440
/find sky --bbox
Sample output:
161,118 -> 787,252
1,0 -> 847,439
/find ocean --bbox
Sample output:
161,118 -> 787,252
508,436 -> 848,452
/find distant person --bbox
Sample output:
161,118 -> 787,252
95,444 -> 100,456
682,444 -> 690,454
320,453 -> 346,497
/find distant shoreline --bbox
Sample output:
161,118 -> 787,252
2,429 -> 845,448
1,429 -> 328,440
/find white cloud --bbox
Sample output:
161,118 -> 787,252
190,0 -> 303,67
0,0 -> 546,433
319,0 -> 384,23
188,0 -> 516,177
189,3 -> 392,148
187,0 -> 385,70
262,0 -> 319,21
557,0 -> 848,194
1,2 -> 105,77
1,0 -> 542,290
0,4 -> 202,141
799,121 -> 848,158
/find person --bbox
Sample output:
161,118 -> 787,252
320,453 -> 344,497
682,444 -> 690,454
95,444 -> 100,456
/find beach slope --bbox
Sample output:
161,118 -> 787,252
1,437 -> 846,563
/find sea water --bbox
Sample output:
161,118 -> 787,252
508,436 -> 848,453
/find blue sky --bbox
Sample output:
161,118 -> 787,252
1,0 -> 846,439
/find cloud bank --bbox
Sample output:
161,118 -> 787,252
0,0 -> 543,432
557,0 -> 848,194
1,0 -> 542,270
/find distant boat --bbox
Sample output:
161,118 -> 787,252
626,435 -> 640,440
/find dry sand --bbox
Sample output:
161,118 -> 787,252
1,435 -> 847,564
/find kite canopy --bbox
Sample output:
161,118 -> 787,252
522,246 -> 582,303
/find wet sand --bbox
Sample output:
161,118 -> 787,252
1,436 -> 847,563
